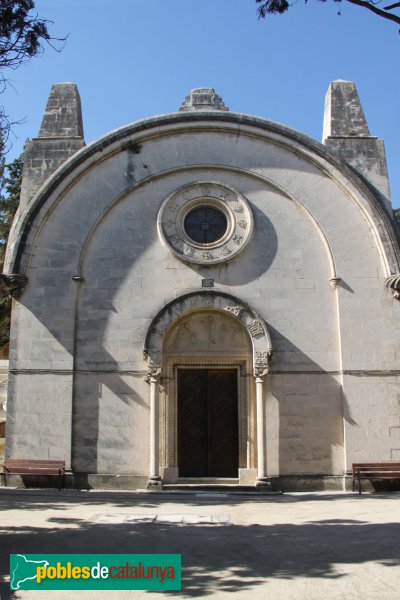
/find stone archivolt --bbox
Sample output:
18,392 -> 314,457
144,291 -> 272,377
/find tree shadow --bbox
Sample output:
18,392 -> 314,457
0,488 -> 393,510
1,494 -> 400,598
0,488 -> 384,510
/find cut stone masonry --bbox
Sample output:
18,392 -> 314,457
323,80 -> 391,214
19,83 -> 85,208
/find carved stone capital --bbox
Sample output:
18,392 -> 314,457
0,274 -> 28,298
254,368 -> 268,379
254,350 -> 272,378
146,367 -> 161,383
385,274 -> 400,300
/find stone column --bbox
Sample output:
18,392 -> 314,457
147,369 -> 162,489
254,369 -> 271,489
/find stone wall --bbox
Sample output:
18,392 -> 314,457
0,360 -> 9,466
3,84 -> 399,489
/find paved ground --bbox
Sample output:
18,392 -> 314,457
0,488 -> 400,599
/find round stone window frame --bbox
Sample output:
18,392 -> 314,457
157,182 -> 254,266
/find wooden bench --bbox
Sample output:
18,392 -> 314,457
352,462 -> 400,494
2,459 -> 66,490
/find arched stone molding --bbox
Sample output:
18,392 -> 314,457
5,112 -> 400,278
144,291 -> 273,488
72,164 -> 337,283
143,291 -> 273,378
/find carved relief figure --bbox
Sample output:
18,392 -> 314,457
174,322 -> 198,349
165,309 -> 252,354
219,322 -> 242,345
200,315 -> 216,345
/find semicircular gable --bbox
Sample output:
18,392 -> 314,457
5,112 -> 399,280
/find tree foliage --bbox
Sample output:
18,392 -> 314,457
394,207 -> 400,229
256,0 -> 400,26
0,153 -> 22,350
0,0 -> 51,73
0,154 -> 22,266
0,1 -> 65,154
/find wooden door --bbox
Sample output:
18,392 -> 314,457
178,369 -> 238,477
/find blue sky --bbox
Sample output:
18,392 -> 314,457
3,0 -> 400,208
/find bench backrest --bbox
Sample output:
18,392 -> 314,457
352,463 -> 400,467
353,463 -> 400,476
3,459 -> 65,474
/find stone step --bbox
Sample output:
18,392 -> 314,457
174,478 -> 239,485
162,483 -> 277,493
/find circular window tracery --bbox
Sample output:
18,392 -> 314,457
157,182 -> 253,266
184,206 -> 228,244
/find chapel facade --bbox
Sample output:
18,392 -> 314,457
2,82 -> 400,490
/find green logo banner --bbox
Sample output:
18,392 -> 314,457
10,554 -> 181,590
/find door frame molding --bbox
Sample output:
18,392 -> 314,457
161,358 -> 254,482
144,292 -> 274,487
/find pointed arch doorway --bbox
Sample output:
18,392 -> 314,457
144,292 -> 273,487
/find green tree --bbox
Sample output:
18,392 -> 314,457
394,207 -> 400,229
0,154 -> 23,351
256,0 -> 400,26
0,154 -> 22,266
0,1 -> 62,79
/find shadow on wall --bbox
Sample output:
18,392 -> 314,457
69,321 -> 352,479
71,366 -> 148,474
9,177 -> 354,480
187,203 -> 278,286
62,200 -> 279,476
7,302 -> 354,480
267,325 -> 350,479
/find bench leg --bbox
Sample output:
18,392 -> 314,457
359,477 -> 362,495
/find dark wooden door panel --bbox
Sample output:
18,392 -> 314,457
178,368 -> 238,478
208,370 -> 238,477
178,370 -> 208,477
